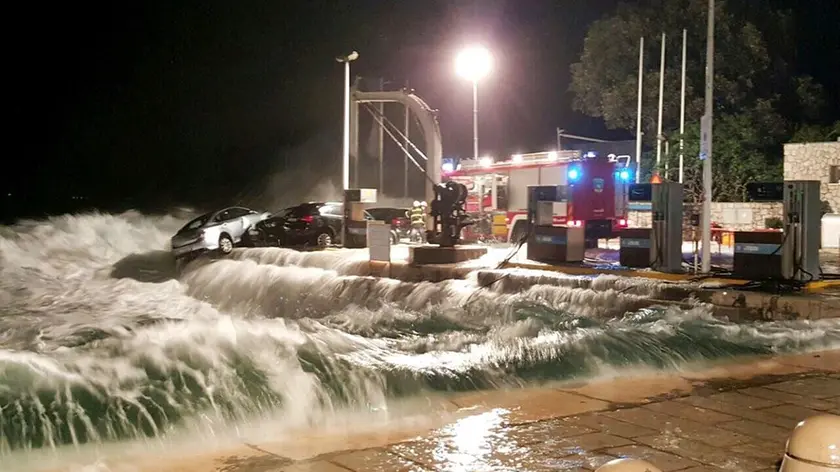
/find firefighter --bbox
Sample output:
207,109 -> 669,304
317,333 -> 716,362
407,201 -> 427,243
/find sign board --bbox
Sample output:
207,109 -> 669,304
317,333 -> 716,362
366,221 -> 391,262
699,114 -> 711,160
628,202 -> 652,211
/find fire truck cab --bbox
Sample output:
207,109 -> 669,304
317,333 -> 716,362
443,150 -> 632,243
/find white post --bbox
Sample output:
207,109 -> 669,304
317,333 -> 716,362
377,78 -> 385,196
635,37 -> 644,184
404,103 -> 410,198
473,80 -> 481,215
472,80 -> 479,161
701,0 -> 715,273
656,33 -> 666,168
342,61 -> 351,190
679,28 -> 687,184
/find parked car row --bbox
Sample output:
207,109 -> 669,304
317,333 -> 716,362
170,202 -> 410,263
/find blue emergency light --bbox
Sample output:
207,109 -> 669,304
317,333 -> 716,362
567,167 -> 581,182
618,169 -> 631,182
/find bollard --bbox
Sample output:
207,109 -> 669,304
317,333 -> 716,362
780,414 -> 840,472
596,458 -> 663,472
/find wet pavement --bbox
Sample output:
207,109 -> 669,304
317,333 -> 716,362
90,349 -> 840,472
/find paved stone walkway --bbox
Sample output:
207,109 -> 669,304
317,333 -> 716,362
46,350 -> 840,472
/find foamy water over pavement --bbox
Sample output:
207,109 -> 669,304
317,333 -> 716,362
1,211 -> 838,471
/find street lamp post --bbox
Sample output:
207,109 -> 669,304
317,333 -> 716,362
336,51 -> 359,190
456,45 -> 492,218
455,45 -> 493,163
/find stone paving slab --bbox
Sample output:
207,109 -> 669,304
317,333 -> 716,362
42,350 -> 840,472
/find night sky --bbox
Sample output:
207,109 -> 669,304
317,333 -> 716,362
4,0 -> 839,218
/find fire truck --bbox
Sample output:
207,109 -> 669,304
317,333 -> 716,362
443,150 -> 632,243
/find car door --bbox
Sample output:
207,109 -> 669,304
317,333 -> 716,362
212,208 -> 240,241
224,207 -> 251,240
318,205 -> 343,235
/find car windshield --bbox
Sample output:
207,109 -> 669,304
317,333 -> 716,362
273,204 -> 320,219
179,212 -> 212,233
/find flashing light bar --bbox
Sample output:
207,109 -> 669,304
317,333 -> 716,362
453,150 -> 582,171
618,169 -> 631,182
567,165 -> 582,182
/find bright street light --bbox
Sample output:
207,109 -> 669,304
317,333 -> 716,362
336,51 -> 359,190
456,45 -> 493,215
455,46 -> 493,82
455,46 -> 493,163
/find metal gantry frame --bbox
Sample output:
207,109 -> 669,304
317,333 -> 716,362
349,89 -> 443,206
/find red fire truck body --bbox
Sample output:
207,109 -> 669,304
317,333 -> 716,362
443,151 -> 631,242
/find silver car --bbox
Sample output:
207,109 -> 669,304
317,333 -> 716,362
170,206 -> 270,260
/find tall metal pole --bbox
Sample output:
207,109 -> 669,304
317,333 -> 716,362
656,33 -> 666,168
556,127 -> 563,151
472,80 -> 479,160
377,78 -> 385,195
342,61 -> 351,190
472,79 -> 481,215
701,0 -> 715,273
635,37 -> 644,184
403,102 -> 410,199
679,28 -> 687,184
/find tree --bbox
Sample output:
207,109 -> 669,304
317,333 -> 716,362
570,0 -> 830,201
667,115 -> 782,204
790,121 -> 840,143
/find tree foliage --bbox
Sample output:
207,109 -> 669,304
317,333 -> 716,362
570,0 -> 832,202
790,121 -> 840,143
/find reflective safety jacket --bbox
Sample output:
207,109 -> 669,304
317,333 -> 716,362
410,206 -> 425,225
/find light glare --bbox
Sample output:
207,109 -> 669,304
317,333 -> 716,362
512,154 -> 523,163
455,46 -> 493,82
480,156 -> 493,167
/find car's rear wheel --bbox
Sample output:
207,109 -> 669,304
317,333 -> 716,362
315,231 -> 332,248
219,234 -> 234,254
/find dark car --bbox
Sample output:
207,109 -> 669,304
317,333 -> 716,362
246,202 -> 373,248
366,207 -> 410,243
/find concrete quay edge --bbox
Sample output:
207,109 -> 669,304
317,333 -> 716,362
51,349 -> 840,472
359,259 -> 840,321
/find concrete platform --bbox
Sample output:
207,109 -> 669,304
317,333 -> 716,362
56,349 -> 840,472
225,246 -> 840,320
408,245 -> 488,265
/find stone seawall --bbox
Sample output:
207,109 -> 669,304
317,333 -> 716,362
784,141 -> 840,214
628,201 -> 783,231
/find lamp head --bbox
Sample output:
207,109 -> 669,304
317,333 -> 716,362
455,45 -> 492,82
336,51 -> 359,63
